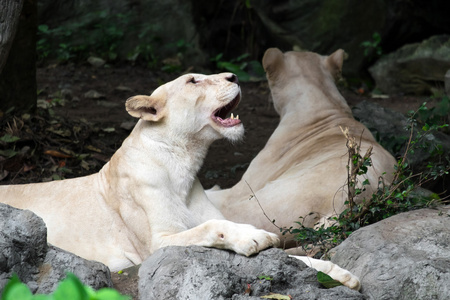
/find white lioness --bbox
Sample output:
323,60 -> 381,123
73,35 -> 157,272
0,72 -> 359,290
207,49 -> 396,251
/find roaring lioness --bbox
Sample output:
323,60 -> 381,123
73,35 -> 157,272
0,73 -> 279,271
207,48 -> 396,250
0,72 -> 361,290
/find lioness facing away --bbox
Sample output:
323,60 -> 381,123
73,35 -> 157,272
0,72 -> 360,290
207,48 -> 396,251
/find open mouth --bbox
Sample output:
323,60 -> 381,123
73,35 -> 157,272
212,93 -> 242,127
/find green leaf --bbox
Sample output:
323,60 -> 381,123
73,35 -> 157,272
94,288 -> 130,300
52,273 -> 88,300
261,293 -> 291,300
317,271 -> 343,288
33,296 -> 51,300
1,275 -> 34,300
0,134 -> 20,143
38,24 -> 49,33
0,149 -> 18,158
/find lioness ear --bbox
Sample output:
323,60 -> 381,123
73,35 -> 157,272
125,93 -> 166,122
325,49 -> 346,81
262,48 -> 285,81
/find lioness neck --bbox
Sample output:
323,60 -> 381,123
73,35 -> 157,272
116,121 -> 210,192
274,82 -> 352,125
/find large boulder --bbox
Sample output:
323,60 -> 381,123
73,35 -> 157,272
138,246 -> 365,300
0,203 -> 112,294
328,205 -> 450,300
369,35 -> 450,95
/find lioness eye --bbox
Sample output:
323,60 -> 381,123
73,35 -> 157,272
188,77 -> 197,84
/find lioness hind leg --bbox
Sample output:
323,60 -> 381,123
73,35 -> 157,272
290,255 -> 361,291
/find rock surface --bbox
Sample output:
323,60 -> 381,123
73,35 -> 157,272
0,203 -> 112,294
352,100 -> 409,157
369,35 -> 450,95
328,205 -> 450,300
138,246 -> 365,300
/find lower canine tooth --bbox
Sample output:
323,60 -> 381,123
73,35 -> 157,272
236,115 -> 239,120
231,113 -> 234,119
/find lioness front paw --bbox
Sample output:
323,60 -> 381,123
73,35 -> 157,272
215,221 -> 280,256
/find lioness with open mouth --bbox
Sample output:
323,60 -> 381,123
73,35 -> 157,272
208,49 -> 396,258
0,72 -> 360,290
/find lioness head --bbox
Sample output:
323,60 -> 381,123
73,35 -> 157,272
262,48 -> 346,115
125,73 -> 243,143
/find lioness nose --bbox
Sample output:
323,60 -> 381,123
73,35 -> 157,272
226,74 -> 239,86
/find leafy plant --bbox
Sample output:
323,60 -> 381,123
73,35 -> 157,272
250,98 -> 449,256
257,275 -> 273,281
290,99 -> 450,254
36,11 -> 132,63
360,32 -> 382,58
1,273 -> 129,300
211,53 -> 265,82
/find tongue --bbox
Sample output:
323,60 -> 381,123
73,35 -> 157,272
216,117 -> 241,127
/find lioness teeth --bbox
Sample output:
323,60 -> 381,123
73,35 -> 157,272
230,113 -> 240,120
236,115 -> 239,120
231,113 -> 234,119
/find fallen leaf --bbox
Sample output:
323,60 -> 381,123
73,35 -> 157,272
85,145 -> 102,153
60,147 -> 76,157
102,127 -> 115,133
244,283 -> 251,295
80,160 -> 90,170
23,164 -> 34,172
44,150 -> 72,158
46,127 -> 72,137
261,293 -> 292,299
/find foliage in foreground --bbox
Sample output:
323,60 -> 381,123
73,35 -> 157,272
1,273 -> 129,300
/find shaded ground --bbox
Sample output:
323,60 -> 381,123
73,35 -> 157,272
0,64 -> 429,189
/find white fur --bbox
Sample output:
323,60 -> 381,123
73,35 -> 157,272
0,72 -> 278,271
206,49 -> 397,291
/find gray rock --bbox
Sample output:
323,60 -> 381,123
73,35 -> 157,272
36,245 -> 112,294
84,90 -> 105,99
139,246 -> 365,300
352,100 -> 409,157
87,56 -> 106,68
0,205 -> 48,290
445,69 -> 450,97
369,35 -> 450,95
328,206 -> 450,300
0,203 -> 112,294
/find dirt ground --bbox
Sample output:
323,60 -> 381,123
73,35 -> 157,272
0,64 -> 430,189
